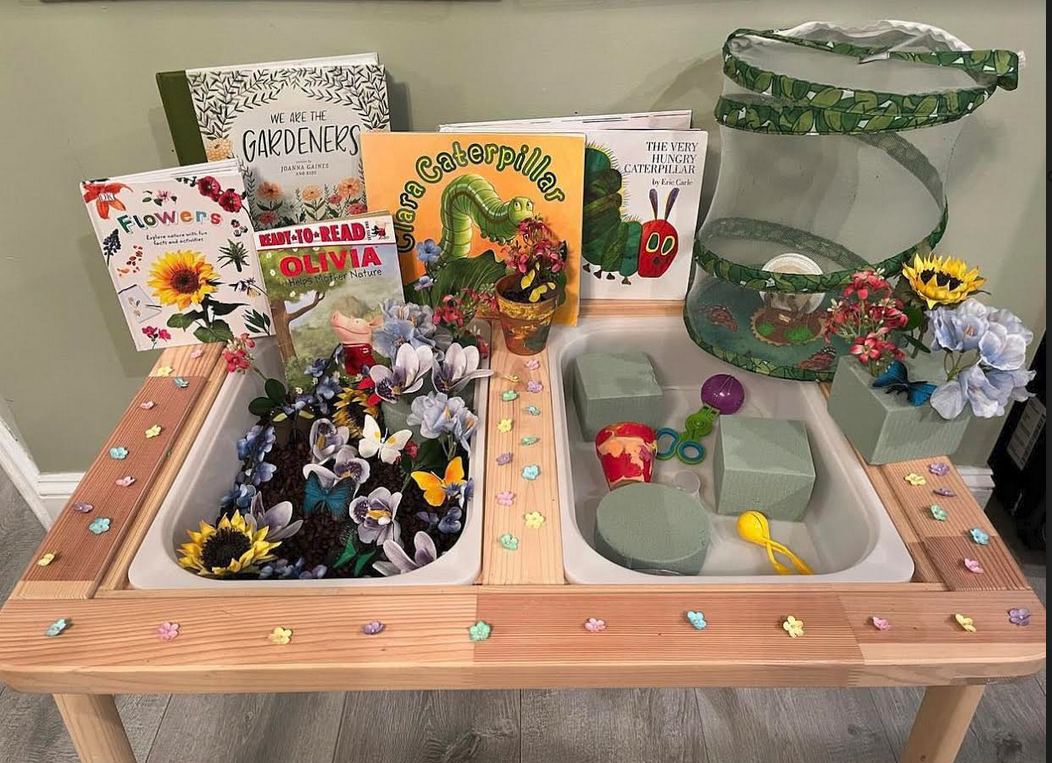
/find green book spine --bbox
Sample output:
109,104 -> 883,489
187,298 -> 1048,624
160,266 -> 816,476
156,70 -> 207,165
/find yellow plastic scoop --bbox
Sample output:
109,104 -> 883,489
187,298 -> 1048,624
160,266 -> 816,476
737,510 -> 813,575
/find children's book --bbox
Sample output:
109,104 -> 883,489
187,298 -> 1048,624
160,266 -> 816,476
441,110 -> 692,131
441,114 -> 705,301
255,213 -> 404,389
158,54 -> 389,231
360,132 -> 586,324
80,160 -> 273,352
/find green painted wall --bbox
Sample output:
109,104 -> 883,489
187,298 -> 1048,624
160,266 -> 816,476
0,1 -> 1045,472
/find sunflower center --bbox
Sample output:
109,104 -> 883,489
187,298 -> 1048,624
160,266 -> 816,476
919,269 -> 963,291
201,528 -> 251,569
170,266 -> 202,295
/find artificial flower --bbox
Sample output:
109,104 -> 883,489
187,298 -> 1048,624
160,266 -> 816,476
497,418 -> 513,433
246,492 -> 302,542
369,343 -> 433,402
332,447 -> 371,484
929,298 -> 988,352
147,250 -> 219,310
870,616 -> 891,631
45,618 -> 69,637
416,238 -> 441,263
372,300 -> 446,358
979,309 -> 1031,370
178,510 -> 280,577
431,343 -> 491,394
350,487 -> 403,545
411,456 -> 466,507
157,622 -> 180,641
1008,608 -> 1031,626
269,626 -> 293,645
414,276 -> 435,291
521,464 -> 540,481
904,472 -> 927,486
782,615 -> 805,638
902,253 -> 985,308
358,414 -> 412,464
332,386 -> 380,437
468,620 -> 492,641
407,392 -> 477,450
584,617 -> 606,633
309,418 -> 350,463
362,620 -> 385,635
373,531 -> 438,576
953,614 -> 977,633
686,611 -> 707,630
499,533 -> 519,550
88,517 -> 111,535
37,552 -> 56,566
931,364 -> 1004,420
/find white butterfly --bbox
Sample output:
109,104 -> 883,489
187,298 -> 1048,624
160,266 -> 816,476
358,414 -> 412,464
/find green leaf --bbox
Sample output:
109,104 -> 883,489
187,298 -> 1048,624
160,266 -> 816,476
903,305 -> 925,331
753,71 -> 772,93
901,333 -> 931,353
208,301 -> 244,317
810,87 -> 842,108
193,320 -> 235,343
914,96 -> 938,117
432,250 -> 506,302
166,311 -> 200,329
265,378 -> 287,404
333,536 -> 358,570
411,438 -> 447,477
994,49 -> 1013,75
272,412 -> 288,423
862,115 -> 895,132
248,397 -> 275,416
791,110 -> 814,134
353,550 -> 377,576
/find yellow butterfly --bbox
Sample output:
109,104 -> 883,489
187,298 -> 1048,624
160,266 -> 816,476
411,456 -> 466,507
519,268 -> 537,290
528,282 -> 554,303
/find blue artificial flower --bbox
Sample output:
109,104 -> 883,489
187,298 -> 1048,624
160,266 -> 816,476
237,424 -> 276,464
438,506 -> 463,534
407,392 -> 457,440
929,298 -> 988,352
305,358 -> 328,379
986,367 -> 1035,406
220,482 -> 257,513
372,318 -> 417,359
315,372 -> 341,402
414,275 -> 435,291
416,238 -> 441,264
249,460 -> 277,486
979,313 -> 1030,371
931,364 -> 1004,420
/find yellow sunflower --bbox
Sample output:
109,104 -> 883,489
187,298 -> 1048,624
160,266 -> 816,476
178,510 -> 280,578
147,250 -> 218,310
901,253 -> 985,309
332,386 -> 379,437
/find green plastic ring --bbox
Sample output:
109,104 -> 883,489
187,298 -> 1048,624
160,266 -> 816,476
677,440 -> 706,465
656,428 -> 680,461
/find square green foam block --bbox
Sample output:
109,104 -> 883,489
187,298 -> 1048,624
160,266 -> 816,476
713,416 -> 815,521
826,353 -> 969,466
571,351 -> 664,440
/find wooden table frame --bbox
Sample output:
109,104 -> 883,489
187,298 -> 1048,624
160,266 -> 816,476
0,304 -> 1044,763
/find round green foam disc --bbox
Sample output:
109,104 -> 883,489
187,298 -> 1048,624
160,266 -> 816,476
594,483 -> 710,575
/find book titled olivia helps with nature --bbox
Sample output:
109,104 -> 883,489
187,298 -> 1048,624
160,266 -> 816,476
158,54 -> 390,231
81,160 -> 273,352
361,132 -> 585,324
255,214 -> 404,390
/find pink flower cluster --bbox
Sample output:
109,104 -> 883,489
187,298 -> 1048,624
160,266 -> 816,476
502,219 -> 566,277
197,175 -> 243,213
223,333 -> 256,373
142,326 -> 171,342
824,271 -> 908,372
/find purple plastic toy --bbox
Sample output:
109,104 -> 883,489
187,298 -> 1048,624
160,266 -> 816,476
701,373 -> 745,415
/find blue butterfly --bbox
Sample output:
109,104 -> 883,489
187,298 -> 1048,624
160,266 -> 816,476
871,360 -> 936,407
302,470 -> 353,518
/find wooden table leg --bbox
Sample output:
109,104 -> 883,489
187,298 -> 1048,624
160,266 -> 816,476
901,684 -> 985,763
54,694 -> 136,763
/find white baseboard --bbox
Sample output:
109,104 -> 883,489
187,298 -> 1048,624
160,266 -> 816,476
0,419 -> 83,528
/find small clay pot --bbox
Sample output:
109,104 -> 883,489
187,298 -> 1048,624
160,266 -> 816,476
494,273 -> 559,356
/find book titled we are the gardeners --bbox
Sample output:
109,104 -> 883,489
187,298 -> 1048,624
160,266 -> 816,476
158,54 -> 390,231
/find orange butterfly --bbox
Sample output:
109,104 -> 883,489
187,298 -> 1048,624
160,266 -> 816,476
410,457 -> 465,507
82,182 -> 131,219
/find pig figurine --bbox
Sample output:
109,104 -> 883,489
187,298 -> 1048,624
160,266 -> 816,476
330,311 -> 383,376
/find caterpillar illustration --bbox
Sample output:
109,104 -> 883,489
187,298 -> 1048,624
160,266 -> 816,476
582,147 -> 680,284
438,174 -> 536,258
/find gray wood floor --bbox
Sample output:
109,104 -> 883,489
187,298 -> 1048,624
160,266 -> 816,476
0,468 -> 1045,763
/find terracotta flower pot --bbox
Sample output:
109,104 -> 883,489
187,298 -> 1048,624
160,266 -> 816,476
494,273 -> 558,356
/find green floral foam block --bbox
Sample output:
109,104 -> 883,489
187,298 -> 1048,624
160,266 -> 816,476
713,416 -> 815,521
571,352 -> 664,440
826,354 -> 968,466
595,483 -> 710,575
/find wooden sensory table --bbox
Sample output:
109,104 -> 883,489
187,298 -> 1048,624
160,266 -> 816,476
0,303 -> 1044,763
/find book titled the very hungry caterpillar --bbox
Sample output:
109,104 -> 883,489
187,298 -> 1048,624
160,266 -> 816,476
81,160 -> 273,352
255,213 -> 404,390
360,132 -> 585,325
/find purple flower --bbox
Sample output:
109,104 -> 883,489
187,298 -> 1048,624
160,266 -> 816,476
526,380 -> 543,394
237,424 -> 276,463
929,299 -> 988,352
431,343 -> 491,394
362,620 -> 386,635
369,344 -> 433,402
247,492 -> 302,541
220,482 -> 257,513
414,275 -> 435,291
350,487 -> 402,545
928,462 -> 950,476
309,418 -> 351,463
495,452 -> 513,466
934,487 -> 956,497
1008,608 -> 1031,626
305,358 -> 328,379
373,531 -> 437,576
438,506 -> 463,534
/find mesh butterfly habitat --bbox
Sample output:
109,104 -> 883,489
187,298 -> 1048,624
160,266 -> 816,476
685,21 -> 1021,381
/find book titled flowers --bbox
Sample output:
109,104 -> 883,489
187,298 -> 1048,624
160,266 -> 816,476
81,160 -> 274,351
